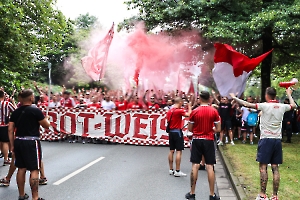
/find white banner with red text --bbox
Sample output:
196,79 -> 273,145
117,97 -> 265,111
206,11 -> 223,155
40,107 -> 191,147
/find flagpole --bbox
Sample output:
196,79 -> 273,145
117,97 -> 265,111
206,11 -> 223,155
46,62 -> 52,116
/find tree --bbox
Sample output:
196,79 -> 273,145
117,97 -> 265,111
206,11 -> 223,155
120,0 -> 300,101
0,0 -> 70,91
74,13 -> 99,30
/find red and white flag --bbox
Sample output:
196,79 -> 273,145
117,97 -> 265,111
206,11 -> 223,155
81,23 -> 114,81
212,43 -> 273,98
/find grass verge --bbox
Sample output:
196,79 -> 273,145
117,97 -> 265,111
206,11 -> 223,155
222,133 -> 300,199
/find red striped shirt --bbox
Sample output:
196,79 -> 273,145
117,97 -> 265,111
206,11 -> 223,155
0,100 -> 16,126
189,105 -> 220,140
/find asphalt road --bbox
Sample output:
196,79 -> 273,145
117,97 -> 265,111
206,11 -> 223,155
0,141 -> 214,200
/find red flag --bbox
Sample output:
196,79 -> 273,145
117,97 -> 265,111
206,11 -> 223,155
81,23 -> 114,81
188,79 -> 195,94
214,43 -> 273,77
133,69 -> 140,87
212,43 -> 273,98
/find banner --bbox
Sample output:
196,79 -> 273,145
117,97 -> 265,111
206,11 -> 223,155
40,107 -> 191,147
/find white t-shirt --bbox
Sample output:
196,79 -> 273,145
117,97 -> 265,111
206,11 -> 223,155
101,100 -> 116,110
241,106 -> 250,121
256,102 -> 292,139
49,101 -> 61,108
164,105 -> 173,111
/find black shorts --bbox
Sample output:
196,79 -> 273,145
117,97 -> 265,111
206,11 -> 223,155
169,129 -> 184,151
256,138 -> 282,164
241,120 -> 253,133
221,120 -> 232,131
190,139 -> 216,165
232,118 -> 242,127
14,139 -> 42,171
0,126 -> 9,142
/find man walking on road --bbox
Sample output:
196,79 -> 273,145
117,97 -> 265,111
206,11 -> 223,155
0,90 -> 16,166
166,97 -> 191,177
185,91 -> 221,200
230,87 -> 296,200
8,89 -> 50,200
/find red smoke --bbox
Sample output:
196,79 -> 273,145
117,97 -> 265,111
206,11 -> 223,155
78,23 -> 209,93
115,23 -> 205,92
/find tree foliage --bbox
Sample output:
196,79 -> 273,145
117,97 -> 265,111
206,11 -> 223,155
74,13 -> 99,30
121,0 -> 300,100
0,0 -> 71,92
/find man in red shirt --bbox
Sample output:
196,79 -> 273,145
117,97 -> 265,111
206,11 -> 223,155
115,96 -> 128,111
127,96 -> 143,110
143,90 -> 160,110
60,91 -> 76,108
166,97 -> 191,177
37,94 -> 48,107
185,91 -> 221,200
87,97 -> 101,109
0,90 -> 16,166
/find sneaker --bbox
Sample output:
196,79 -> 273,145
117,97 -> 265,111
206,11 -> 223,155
0,153 -> 3,158
0,177 -> 10,187
209,193 -> 220,200
8,151 -> 12,158
169,169 -> 174,175
254,134 -> 258,138
18,193 -> 29,200
225,137 -> 229,143
242,140 -> 246,144
230,141 -> 235,145
250,141 -> 254,145
217,141 -> 223,146
37,198 -> 45,200
3,159 -> 11,166
256,194 -> 269,200
185,192 -> 195,200
174,170 -> 187,177
270,196 -> 278,200
39,177 -> 48,185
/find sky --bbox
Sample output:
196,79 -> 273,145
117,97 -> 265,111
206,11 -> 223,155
55,0 -> 138,29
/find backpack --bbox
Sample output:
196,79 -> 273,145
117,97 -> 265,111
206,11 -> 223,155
247,112 -> 258,126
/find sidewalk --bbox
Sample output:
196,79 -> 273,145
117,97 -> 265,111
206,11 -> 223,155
215,146 -> 247,200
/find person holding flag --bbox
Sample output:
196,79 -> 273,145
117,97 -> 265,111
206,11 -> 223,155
229,87 -> 296,200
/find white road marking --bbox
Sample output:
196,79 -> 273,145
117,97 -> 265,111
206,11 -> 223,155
53,156 -> 105,185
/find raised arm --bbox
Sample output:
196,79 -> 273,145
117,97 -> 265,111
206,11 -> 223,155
212,90 -> 220,105
143,90 -> 149,104
184,102 -> 192,117
229,93 -> 256,109
286,88 -> 297,109
33,81 -> 42,95
125,89 -> 134,102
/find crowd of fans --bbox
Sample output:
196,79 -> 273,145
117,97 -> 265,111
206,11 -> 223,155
0,82 -> 299,146
30,82 -> 201,111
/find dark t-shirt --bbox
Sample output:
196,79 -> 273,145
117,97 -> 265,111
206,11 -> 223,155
10,105 -> 45,137
218,103 -> 232,120
283,109 -> 294,122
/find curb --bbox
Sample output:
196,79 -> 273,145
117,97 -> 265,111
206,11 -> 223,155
218,145 -> 248,200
